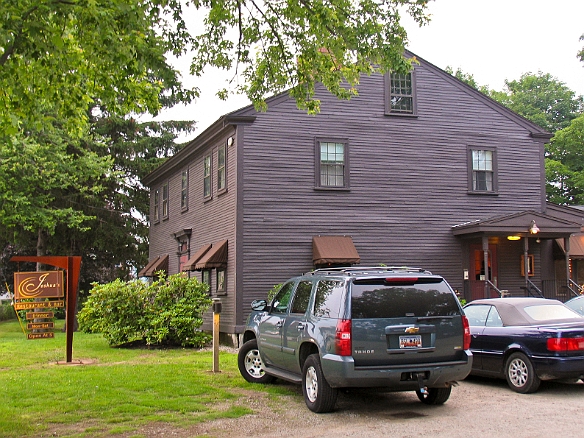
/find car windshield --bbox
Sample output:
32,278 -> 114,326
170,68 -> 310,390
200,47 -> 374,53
523,304 -> 582,321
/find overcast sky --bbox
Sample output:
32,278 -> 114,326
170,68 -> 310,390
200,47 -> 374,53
157,0 -> 584,138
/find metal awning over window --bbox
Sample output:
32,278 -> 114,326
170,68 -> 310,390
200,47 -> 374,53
181,243 -> 212,271
194,240 -> 228,270
138,254 -> 169,277
312,236 -> 360,266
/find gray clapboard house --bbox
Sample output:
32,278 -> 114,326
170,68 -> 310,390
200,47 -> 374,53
141,52 -> 584,342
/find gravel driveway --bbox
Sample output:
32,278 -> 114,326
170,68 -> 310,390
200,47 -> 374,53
137,376 -> 584,438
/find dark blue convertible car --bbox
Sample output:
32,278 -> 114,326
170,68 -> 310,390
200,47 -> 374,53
463,298 -> 584,393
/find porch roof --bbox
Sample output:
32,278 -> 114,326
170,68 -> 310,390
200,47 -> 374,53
313,235 -> 360,265
556,234 -> 584,258
452,211 -> 582,239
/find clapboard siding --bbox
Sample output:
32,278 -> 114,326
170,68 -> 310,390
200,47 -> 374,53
238,60 -> 546,321
146,53 -> 551,335
148,127 -> 240,332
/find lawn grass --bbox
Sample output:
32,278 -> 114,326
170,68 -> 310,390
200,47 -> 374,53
0,320 -> 294,437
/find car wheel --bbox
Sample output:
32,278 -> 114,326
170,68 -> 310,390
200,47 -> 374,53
416,386 -> 452,405
237,339 -> 275,384
505,352 -> 540,393
302,354 -> 338,413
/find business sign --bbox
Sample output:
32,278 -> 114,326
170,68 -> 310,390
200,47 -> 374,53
27,333 -> 55,340
14,271 -> 64,299
14,301 -> 64,310
26,312 -> 54,320
27,322 -> 55,330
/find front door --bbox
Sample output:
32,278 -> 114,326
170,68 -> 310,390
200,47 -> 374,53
470,244 -> 498,300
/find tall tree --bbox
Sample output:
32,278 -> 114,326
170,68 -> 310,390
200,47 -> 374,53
579,34 -> 584,63
495,72 -> 583,133
546,114 -> 584,204
1,0 -> 431,279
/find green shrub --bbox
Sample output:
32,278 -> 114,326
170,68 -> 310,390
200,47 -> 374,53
0,301 -> 16,321
78,273 -> 212,348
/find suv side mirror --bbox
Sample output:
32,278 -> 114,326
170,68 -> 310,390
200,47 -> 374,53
251,299 -> 267,311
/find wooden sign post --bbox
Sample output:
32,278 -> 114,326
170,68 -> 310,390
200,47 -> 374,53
10,256 -> 82,363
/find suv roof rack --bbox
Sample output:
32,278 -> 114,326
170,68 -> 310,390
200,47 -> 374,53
307,266 -> 432,276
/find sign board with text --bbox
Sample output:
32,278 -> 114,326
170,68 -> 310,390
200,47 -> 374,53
14,271 -> 64,299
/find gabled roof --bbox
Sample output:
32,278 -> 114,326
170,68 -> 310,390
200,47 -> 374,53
452,211 -> 581,238
143,50 -> 551,187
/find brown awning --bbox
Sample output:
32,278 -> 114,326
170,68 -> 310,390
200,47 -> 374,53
194,240 -> 228,270
313,236 -> 360,266
181,243 -> 212,271
556,234 -> 584,258
138,254 -> 169,277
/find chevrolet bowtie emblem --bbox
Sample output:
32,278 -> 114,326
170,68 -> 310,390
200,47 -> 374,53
405,326 -> 419,334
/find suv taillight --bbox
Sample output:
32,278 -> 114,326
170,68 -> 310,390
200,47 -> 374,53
462,315 -> 471,350
335,319 -> 352,356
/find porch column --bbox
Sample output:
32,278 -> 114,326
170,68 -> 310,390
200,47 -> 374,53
523,237 -> 529,287
565,236 -> 571,288
483,236 -> 489,299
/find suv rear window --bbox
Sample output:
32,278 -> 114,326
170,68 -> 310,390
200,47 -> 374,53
350,278 -> 460,319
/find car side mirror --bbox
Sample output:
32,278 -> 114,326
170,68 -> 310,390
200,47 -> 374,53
251,299 -> 267,311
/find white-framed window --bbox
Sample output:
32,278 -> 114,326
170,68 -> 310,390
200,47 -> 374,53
181,169 -> 188,210
316,140 -> 349,189
203,154 -> 212,198
386,71 -> 417,115
217,144 -> 226,192
216,269 -> 226,294
153,188 -> 160,222
469,148 -> 497,193
161,182 -> 169,218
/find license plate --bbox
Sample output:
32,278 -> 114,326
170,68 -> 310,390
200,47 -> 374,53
399,335 -> 422,348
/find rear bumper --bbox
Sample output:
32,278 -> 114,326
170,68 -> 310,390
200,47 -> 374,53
532,355 -> 584,381
321,351 -> 473,389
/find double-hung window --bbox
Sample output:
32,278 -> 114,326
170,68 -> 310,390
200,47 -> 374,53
386,71 -> 417,115
217,145 -> 226,192
203,154 -> 212,198
469,148 -> 497,194
181,170 -> 188,210
316,140 -> 349,189
153,189 -> 160,222
161,182 -> 169,219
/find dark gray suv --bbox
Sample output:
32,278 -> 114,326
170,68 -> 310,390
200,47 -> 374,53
238,266 -> 472,412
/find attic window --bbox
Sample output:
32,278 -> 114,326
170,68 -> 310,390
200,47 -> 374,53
386,71 -> 417,116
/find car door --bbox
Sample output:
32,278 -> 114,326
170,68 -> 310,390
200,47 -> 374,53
463,304 -> 491,371
479,306 -> 508,374
257,281 -> 295,367
280,280 -> 314,374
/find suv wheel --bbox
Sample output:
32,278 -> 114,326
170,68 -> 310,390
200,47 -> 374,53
237,339 -> 275,384
302,354 -> 338,413
416,386 -> 452,405
505,352 -> 540,393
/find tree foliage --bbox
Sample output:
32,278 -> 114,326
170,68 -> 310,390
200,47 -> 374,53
190,0 -> 430,113
496,72 -> 583,133
546,114 -> 584,204
78,273 -> 212,347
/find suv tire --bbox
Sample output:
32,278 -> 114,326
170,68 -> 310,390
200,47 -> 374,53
302,354 -> 338,413
416,386 -> 452,405
238,339 -> 275,384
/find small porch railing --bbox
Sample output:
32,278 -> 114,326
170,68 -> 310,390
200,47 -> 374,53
466,280 -> 581,302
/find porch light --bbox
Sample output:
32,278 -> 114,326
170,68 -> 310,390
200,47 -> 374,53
529,220 -> 540,234
507,235 -> 521,241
